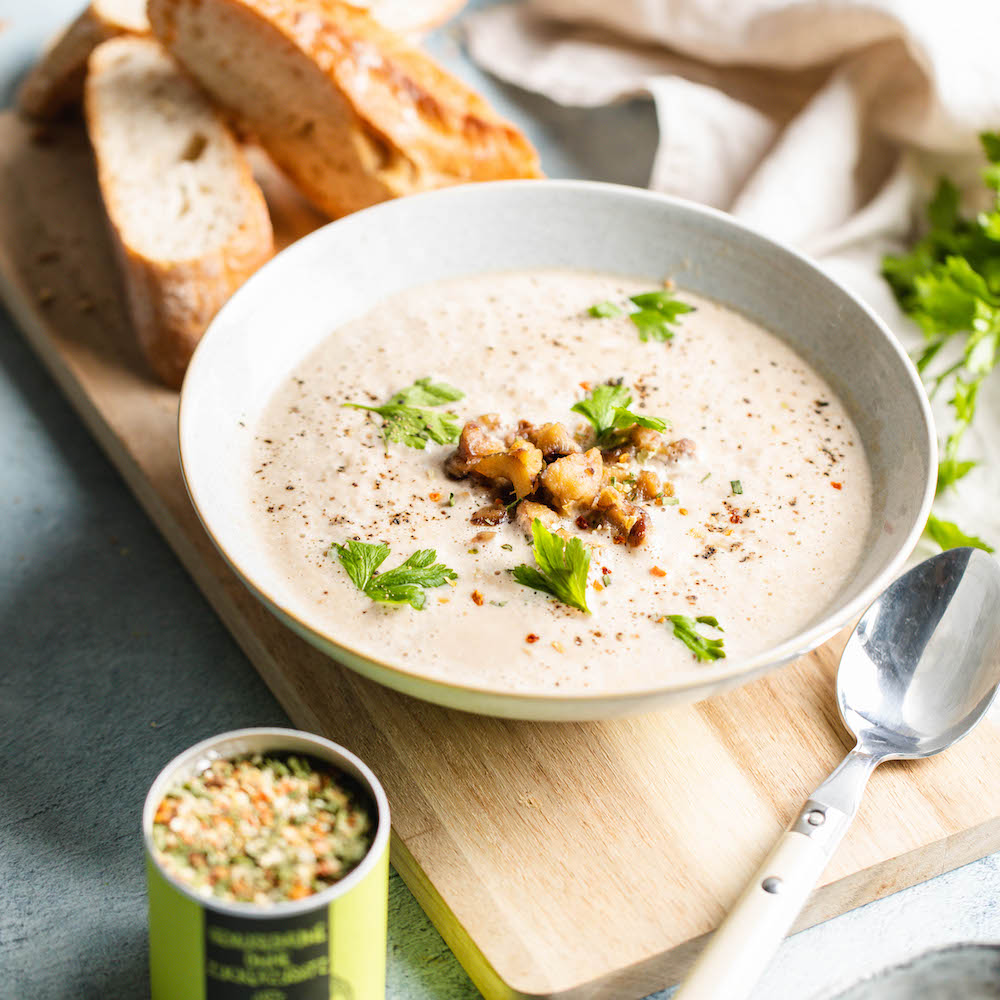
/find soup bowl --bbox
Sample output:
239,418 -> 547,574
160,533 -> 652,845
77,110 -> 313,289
179,180 -> 935,720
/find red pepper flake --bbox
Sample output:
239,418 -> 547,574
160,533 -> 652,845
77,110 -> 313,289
650,566 -> 667,578
576,515 -> 591,530
612,534 -> 627,545
602,566 -> 611,575
429,491 -> 442,501
471,590 -> 484,606
526,633 -> 540,644
831,481 -> 843,490
729,512 -> 742,524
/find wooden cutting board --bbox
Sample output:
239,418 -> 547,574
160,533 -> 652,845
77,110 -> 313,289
4,110 -> 1000,1000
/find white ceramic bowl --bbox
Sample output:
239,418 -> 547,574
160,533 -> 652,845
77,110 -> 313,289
179,180 -> 935,720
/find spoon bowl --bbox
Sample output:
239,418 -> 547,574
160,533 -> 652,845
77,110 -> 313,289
839,547 -> 1000,759
676,547 -> 1000,1000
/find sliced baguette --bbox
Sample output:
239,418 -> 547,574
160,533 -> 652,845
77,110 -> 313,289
148,0 -> 543,219
18,0 -> 148,118
84,36 -> 274,388
19,0 -> 467,120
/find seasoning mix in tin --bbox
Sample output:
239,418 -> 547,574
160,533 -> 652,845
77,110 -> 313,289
145,729 -> 390,1000
152,753 -> 373,905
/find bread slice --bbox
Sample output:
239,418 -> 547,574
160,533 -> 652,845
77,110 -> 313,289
19,0 -> 468,119
84,37 -> 274,388
148,0 -> 543,218
18,0 -> 148,118
361,0 -> 469,36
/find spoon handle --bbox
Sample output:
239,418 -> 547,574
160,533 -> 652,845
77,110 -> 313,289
674,749 -> 878,1000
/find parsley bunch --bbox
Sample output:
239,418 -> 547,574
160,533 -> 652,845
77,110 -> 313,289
882,132 -> 1000,552
571,382 -> 669,446
589,290 -> 694,342
345,377 -> 464,450
512,519 -> 591,613
333,539 -> 457,610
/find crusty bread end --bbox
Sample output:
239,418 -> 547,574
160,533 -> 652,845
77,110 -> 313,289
84,37 -> 274,388
18,0 -> 149,119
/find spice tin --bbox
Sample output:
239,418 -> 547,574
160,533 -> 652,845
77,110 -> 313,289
143,728 -> 389,1000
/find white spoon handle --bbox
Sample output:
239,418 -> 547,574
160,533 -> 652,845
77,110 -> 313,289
673,829 -> 831,1000
675,748 -> 878,1000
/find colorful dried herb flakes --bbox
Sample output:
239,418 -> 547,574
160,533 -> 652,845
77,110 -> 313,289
152,753 -> 372,905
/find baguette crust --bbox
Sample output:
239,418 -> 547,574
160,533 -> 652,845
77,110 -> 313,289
18,0 -> 466,120
149,0 -> 543,218
18,4 -> 140,119
85,38 -> 274,389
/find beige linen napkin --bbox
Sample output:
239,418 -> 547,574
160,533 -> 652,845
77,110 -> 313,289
465,0 -> 1000,550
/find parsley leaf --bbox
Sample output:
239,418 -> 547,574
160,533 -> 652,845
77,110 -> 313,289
666,614 -> 726,662
387,378 -> 464,408
345,377 -> 464,449
588,301 -> 623,317
332,539 -> 390,591
587,289 -> 694,341
925,514 -> 995,554
881,131 -> 1000,550
332,540 -> 457,610
627,291 -> 694,342
571,382 -> 669,446
512,519 -> 591,613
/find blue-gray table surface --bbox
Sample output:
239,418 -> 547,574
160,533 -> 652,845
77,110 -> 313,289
3,2 -> 1000,998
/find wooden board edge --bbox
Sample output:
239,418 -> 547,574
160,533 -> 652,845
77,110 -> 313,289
391,834 -> 520,999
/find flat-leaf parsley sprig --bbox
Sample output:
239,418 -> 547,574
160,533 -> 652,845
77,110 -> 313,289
926,513 -> 995,554
333,539 -> 457,610
881,131 -> 1000,551
666,614 -> 726,661
571,382 -> 669,447
512,519 -> 591,613
344,377 -> 464,450
589,289 -> 694,342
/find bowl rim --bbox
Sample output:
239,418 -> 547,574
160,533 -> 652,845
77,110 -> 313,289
178,178 -> 937,709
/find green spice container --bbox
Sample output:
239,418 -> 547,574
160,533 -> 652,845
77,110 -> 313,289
143,728 -> 389,1000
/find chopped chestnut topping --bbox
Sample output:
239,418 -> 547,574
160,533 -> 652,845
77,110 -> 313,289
470,504 -> 507,526
470,437 -> 544,499
518,421 -> 581,459
541,448 -> 603,513
444,406 -> 695,551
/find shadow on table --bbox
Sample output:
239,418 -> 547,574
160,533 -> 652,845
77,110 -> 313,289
0,315 -> 287,998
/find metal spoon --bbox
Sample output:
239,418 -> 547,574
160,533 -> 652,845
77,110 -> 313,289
676,547 -> 1000,1000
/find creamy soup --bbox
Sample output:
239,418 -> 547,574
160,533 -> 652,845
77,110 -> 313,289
249,271 -> 872,694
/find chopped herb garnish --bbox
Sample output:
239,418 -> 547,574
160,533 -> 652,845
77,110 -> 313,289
588,301 -> 623,318
662,496 -> 680,505
700,472 -> 711,484
626,290 -> 694,342
332,539 -> 457,610
344,377 -> 463,450
512,518 -> 591,613
667,614 -> 726,662
881,132 -> 1000,549
571,382 -> 670,446
448,492 -> 455,507
731,480 -> 743,495
587,289 -> 694,342
501,543 -> 513,551
926,513 -> 995,553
